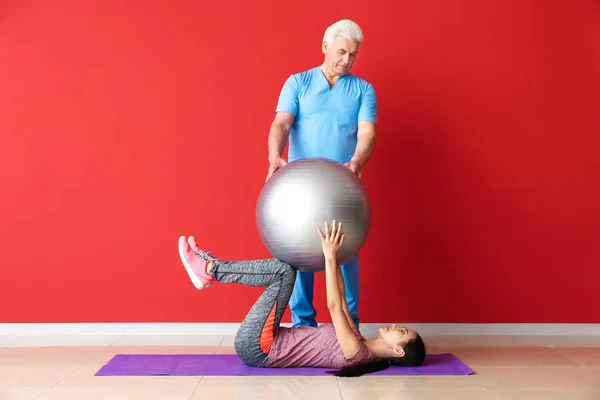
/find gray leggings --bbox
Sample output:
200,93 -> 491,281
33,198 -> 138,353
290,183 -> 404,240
209,258 -> 297,367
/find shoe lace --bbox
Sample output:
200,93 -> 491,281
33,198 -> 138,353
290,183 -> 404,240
193,250 -> 219,261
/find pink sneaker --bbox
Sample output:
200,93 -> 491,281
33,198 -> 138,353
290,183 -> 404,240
187,236 -> 201,252
178,236 -> 218,290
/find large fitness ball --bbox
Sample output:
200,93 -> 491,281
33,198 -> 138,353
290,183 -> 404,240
256,157 -> 372,272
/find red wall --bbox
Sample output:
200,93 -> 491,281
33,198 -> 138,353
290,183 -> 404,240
1,0 -> 599,324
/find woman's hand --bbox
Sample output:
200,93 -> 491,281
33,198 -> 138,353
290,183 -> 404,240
318,220 -> 345,260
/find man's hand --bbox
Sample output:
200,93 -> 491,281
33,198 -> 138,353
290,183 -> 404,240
344,160 -> 362,179
345,120 -> 376,179
266,157 -> 288,182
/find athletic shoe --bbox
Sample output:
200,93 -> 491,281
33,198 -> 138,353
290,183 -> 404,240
177,236 -> 217,289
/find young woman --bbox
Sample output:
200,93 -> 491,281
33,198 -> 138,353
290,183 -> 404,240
177,220 -> 426,377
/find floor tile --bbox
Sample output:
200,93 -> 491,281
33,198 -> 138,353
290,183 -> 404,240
0,387 -> 48,400
445,347 -> 582,366
0,346 -> 107,366
554,347 -> 600,366
194,376 -> 341,399
84,346 -> 219,366
488,389 -> 600,400
37,386 -> 197,400
4,335 -> 121,347
2,334 -> 600,400
340,389 -> 493,400
337,375 -> 482,390
431,335 -> 600,348
469,366 -> 600,390
111,334 -> 224,346
0,365 -> 80,388
216,345 -> 237,354
53,364 -> 201,390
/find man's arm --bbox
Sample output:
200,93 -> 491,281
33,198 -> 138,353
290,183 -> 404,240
349,83 -> 378,171
268,112 -> 294,163
349,121 -> 376,170
266,75 -> 299,181
265,112 -> 294,181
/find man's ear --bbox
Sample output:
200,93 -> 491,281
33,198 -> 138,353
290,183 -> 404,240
322,41 -> 328,54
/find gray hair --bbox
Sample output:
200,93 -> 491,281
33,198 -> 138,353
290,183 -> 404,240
323,19 -> 364,45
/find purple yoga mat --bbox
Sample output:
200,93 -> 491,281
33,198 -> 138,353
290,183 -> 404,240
95,353 -> 473,376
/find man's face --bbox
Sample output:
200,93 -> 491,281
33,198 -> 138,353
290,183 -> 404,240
322,36 -> 360,77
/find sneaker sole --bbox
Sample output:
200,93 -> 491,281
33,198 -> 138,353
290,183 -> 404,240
178,236 -> 207,290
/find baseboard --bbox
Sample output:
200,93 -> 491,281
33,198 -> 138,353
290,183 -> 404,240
1,323 -> 600,336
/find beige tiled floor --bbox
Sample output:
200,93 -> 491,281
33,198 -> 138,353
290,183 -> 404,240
1,335 -> 600,399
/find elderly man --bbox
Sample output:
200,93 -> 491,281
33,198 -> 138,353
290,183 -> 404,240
266,19 -> 377,328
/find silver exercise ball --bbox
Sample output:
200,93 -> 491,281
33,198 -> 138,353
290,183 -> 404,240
256,157 -> 372,272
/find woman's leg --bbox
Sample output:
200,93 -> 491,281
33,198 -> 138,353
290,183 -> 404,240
209,258 -> 296,367
179,235 -> 296,367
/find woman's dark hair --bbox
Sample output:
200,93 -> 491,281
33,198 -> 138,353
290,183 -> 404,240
327,333 -> 426,377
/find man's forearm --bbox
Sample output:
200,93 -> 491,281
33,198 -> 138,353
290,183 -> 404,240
351,130 -> 375,169
268,122 -> 290,162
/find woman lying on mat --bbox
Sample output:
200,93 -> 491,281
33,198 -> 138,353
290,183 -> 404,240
177,220 -> 426,377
